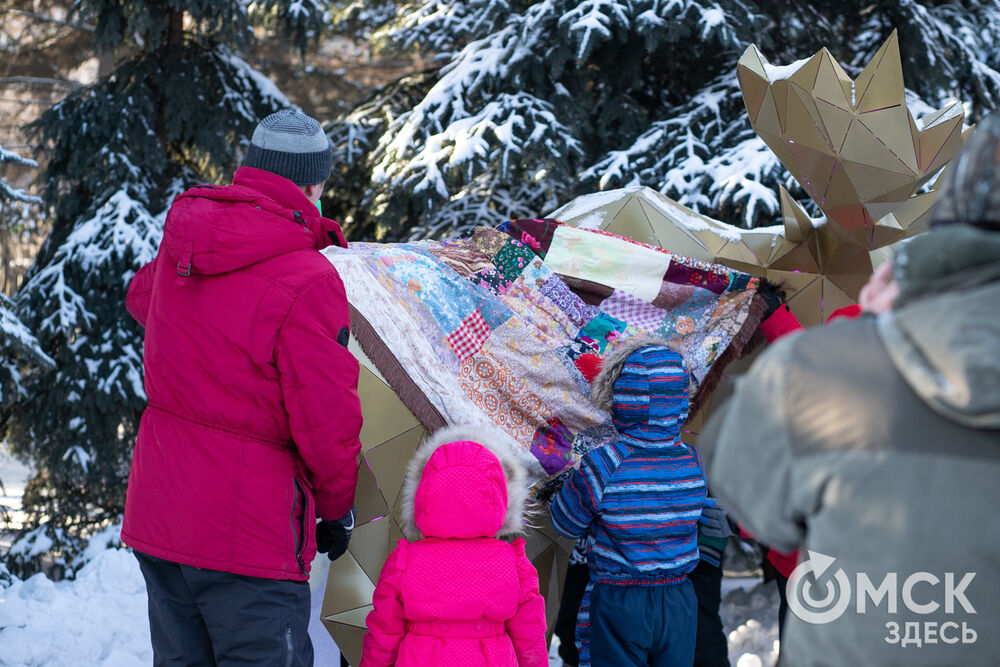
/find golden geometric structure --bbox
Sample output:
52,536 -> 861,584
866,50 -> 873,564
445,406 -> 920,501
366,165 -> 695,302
320,338 -> 572,666
546,184 -> 887,326
737,29 -> 964,250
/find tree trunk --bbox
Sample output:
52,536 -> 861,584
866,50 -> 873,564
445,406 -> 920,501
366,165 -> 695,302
165,9 -> 184,61
155,9 -> 185,150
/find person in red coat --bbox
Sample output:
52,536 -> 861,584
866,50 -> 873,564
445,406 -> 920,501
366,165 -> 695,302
122,110 -> 363,666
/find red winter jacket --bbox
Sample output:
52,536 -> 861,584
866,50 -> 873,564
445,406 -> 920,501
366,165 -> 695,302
121,167 -> 362,581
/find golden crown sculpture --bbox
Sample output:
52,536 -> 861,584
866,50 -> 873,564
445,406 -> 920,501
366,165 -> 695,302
739,30 -> 964,247
735,30 -> 965,315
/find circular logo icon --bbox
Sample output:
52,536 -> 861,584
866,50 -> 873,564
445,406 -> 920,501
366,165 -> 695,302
786,551 -> 852,624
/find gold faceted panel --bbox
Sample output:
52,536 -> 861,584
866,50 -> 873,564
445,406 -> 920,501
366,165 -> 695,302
737,30 -> 964,251
320,341 -> 422,664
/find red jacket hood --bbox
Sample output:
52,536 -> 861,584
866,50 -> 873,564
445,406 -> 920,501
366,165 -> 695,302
415,441 -> 509,539
164,166 -> 347,277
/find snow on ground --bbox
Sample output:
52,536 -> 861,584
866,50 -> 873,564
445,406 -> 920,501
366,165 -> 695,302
0,543 -> 344,667
0,450 -> 778,666
722,578 -> 781,667
0,448 -> 31,539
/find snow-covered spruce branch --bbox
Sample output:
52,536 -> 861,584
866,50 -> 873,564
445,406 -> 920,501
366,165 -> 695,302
0,145 -> 44,206
559,0 -> 759,62
18,191 -> 163,341
0,293 -> 55,372
378,0 -> 515,57
406,170 -> 564,241
372,91 -> 582,210
580,77 -> 788,226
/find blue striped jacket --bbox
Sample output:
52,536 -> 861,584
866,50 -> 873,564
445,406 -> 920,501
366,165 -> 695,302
550,344 -> 707,585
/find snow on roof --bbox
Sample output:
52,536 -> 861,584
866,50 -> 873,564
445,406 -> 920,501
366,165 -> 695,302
551,185 -> 752,244
760,57 -> 813,82
547,185 -> 644,221
628,187 -> 723,236
572,211 -> 607,230
917,101 -> 964,130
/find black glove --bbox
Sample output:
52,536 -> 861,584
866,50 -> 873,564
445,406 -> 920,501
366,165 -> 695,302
316,506 -> 355,561
758,280 -> 786,320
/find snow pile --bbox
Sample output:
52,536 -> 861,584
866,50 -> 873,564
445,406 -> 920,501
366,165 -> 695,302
0,547 -> 343,667
0,549 -> 151,666
759,57 -> 813,82
722,580 -> 781,667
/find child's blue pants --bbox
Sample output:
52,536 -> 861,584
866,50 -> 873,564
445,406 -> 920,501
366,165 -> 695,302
577,577 -> 697,666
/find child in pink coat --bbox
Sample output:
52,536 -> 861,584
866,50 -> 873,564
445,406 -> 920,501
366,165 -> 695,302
360,425 -> 548,667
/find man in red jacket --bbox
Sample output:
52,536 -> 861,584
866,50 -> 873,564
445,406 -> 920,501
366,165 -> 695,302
122,109 -> 363,666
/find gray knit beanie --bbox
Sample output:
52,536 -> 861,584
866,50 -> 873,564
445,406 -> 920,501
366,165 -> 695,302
243,109 -> 333,186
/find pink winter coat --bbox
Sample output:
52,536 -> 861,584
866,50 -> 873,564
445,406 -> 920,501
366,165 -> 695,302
361,426 -> 548,667
121,166 -> 362,581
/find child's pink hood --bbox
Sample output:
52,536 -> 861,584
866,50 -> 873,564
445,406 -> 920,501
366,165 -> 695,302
400,425 -> 533,539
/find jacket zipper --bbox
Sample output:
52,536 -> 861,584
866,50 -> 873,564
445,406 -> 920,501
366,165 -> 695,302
291,479 -> 307,575
284,625 -> 294,667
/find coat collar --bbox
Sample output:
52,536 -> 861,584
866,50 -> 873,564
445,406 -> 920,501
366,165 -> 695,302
232,167 -> 348,250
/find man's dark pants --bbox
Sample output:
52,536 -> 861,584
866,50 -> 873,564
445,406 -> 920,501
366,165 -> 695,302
134,550 -> 313,666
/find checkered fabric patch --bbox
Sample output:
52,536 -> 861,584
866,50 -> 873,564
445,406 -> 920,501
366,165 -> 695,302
600,289 -> 666,334
446,309 -> 491,361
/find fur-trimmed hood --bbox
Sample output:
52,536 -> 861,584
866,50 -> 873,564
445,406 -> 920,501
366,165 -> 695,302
399,424 -> 533,540
590,336 -> 691,447
591,336 -> 686,411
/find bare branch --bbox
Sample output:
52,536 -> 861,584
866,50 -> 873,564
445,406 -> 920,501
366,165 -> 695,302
0,76 -> 83,90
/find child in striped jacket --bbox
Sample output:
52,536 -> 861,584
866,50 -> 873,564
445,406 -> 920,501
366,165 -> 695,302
550,338 -> 708,666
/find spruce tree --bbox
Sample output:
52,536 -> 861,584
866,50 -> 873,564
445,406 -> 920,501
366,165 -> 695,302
328,0 -> 1000,241
5,0 -> 324,576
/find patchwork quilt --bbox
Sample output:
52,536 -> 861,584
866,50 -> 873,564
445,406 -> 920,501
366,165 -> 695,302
323,220 -> 762,494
